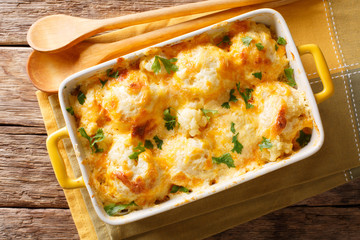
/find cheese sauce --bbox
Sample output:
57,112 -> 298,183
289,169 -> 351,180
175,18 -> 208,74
68,20 -> 313,214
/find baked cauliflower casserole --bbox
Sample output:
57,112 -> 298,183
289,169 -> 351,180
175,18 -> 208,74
67,20 -> 313,216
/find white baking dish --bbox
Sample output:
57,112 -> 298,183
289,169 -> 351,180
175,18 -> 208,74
47,8 -> 333,225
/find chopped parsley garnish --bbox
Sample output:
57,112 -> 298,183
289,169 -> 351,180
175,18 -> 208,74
221,102 -> 230,109
78,127 -> 105,153
217,35 -> 232,46
221,89 -> 238,109
255,42 -> 264,50
259,137 -> 273,151
241,36 -> 253,46
230,122 -> 236,134
100,79 -> 108,88
129,142 -> 146,161
296,130 -> 312,147
106,68 -> 119,78
236,82 -> 241,94
77,91 -> 86,105
284,68 -> 296,87
170,185 -> 190,193
104,201 -> 137,216
239,88 -> 254,109
212,153 -> 235,168
229,89 -> 238,103
66,107 -> 74,116
235,82 -> 254,109
151,56 -> 179,74
163,107 -> 179,130
277,37 -> 287,45
153,135 -> 163,150
201,108 -> 218,122
231,133 -> 243,154
275,44 -> 279,51
144,140 -> 154,149
252,72 -> 262,80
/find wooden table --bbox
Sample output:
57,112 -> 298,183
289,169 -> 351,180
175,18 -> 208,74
0,1 -> 359,239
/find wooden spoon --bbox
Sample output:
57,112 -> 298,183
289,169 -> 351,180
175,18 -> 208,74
27,0 -> 298,93
27,0 -> 276,53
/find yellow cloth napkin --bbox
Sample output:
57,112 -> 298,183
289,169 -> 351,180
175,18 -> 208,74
36,0 -> 360,239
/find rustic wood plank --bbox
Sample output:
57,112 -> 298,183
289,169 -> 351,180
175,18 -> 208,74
0,208 -> 79,240
1,205 -> 359,240
207,205 -> 360,240
296,178 -> 360,206
0,131 -> 68,208
0,0 -> 200,45
0,47 -> 44,127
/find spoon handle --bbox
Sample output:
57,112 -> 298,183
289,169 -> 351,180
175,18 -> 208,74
98,0 -> 276,30
100,0 -> 297,63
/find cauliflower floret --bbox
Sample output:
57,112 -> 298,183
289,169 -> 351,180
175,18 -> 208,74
178,108 -> 207,137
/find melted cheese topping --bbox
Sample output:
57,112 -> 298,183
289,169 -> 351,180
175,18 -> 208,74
68,21 -> 313,211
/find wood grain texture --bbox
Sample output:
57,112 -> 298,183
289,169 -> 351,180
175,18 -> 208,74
0,47 -> 44,126
0,208 -> 78,240
0,127 -> 68,208
207,205 -> 360,240
0,0 -> 201,45
0,204 -> 359,240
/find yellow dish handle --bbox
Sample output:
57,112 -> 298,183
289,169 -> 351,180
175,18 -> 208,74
46,127 -> 85,189
297,44 -> 334,104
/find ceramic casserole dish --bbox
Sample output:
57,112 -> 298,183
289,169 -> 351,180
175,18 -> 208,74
46,8 -> 333,225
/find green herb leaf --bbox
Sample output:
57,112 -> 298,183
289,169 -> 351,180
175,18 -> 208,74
284,68 -> 296,87
94,144 -> 104,153
153,136 -> 163,150
151,56 -> 161,73
236,82 -> 241,94
239,88 -> 254,109
163,107 -> 178,130
277,37 -> 287,45
255,42 -> 264,50
230,122 -> 236,134
275,44 -> 279,51
91,129 -> 105,147
252,72 -> 262,80
77,91 -> 86,105
229,89 -> 238,103
170,185 -> 190,193
144,140 -> 154,149
111,71 -> 119,78
259,137 -> 272,151
241,36 -> 253,47
66,107 -> 74,116
78,127 -> 105,153
78,127 -> 91,142
129,142 -> 146,161
152,56 -> 179,74
106,68 -> 112,76
201,108 -> 218,122
221,102 -> 230,109
106,68 -> 119,78
100,79 -> 108,88
104,201 -> 137,216
296,130 -> 311,147
231,133 -> 243,154
212,153 -> 235,168
217,35 -> 232,46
